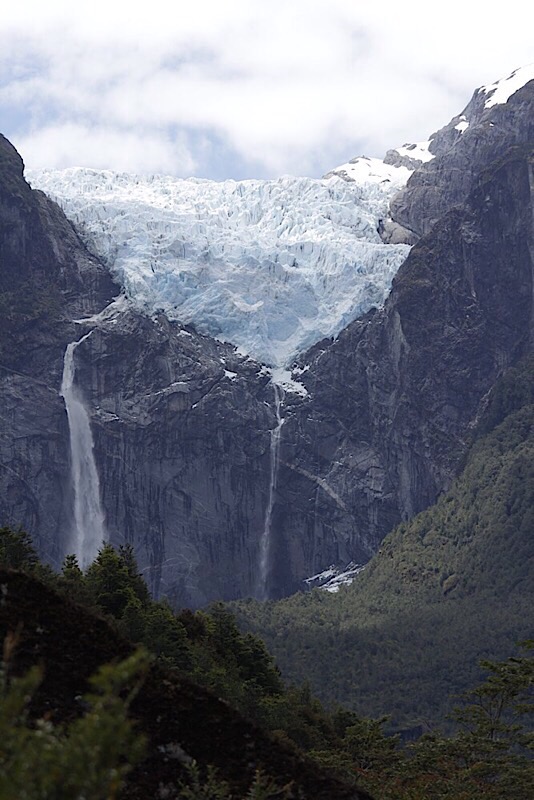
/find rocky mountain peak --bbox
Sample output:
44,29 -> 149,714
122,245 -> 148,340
389,67 -> 534,238
0,67 -> 533,606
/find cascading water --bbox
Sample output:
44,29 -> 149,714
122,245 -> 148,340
60,330 -> 106,568
257,382 -> 285,600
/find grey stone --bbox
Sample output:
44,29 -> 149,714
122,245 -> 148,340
0,127 -> 533,607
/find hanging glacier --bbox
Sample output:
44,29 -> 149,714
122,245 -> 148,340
27,163 -> 411,367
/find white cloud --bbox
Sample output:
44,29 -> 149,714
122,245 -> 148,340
14,124 -> 196,175
1,1 -> 533,177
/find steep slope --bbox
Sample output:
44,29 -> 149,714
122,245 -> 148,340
234,358 -> 534,729
388,67 -> 534,238
0,567 -> 372,800
265,144 -> 534,595
1,67 -> 533,606
0,133 -> 116,566
0,133 -> 280,604
0,134 -> 116,369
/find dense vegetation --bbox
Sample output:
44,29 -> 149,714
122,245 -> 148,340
0,530 -> 286,734
233,358 -> 534,732
0,642 -> 150,799
1,359 -> 533,798
1,539 -> 371,800
1,525 -> 533,799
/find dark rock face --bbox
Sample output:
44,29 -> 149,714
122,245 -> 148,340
0,135 -> 116,328
269,147 -> 534,596
388,80 -> 534,238
0,129 -> 533,606
0,134 -> 280,605
76,310 -> 277,605
0,134 -> 116,567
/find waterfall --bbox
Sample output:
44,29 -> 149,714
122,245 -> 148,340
60,331 -> 106,568
257,382 -> 285,600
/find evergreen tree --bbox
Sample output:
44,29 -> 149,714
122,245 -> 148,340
0,526 -> 38,570
85,543 -> 149,618
0,638 -> 150,800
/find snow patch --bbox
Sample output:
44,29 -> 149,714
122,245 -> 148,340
393,140 -> 435,163
325,155 -> 411,186
269,367 -> 308,396
481,63 -> 534,109
454,116 -> 469,133
73,294 -> 128,326
304,561 -> 366,592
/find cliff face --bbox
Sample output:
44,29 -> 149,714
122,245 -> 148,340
0,134 -> 116,328
75,310 -> 279,605
270,147 -> 534,596
0,128 -> 533,604
0,132 -> 277,604
0,133 -> 116,567
388,79 -> 534,238
0,133 -> 285,605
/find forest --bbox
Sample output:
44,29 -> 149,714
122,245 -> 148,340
1,520 -> 532,799
233,358 -> 534,733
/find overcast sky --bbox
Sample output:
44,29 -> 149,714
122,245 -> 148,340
1,1 -> 533,180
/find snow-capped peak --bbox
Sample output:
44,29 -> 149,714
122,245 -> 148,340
480,63 -> 534,109
324,155 -> 411,185
391,139 -> 435,164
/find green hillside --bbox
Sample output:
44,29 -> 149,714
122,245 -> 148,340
2,382 -> 533,800
234,359 -> 534,731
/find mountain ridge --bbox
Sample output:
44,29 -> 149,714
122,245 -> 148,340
267,142 -> 534,595
0,67 -> 532,605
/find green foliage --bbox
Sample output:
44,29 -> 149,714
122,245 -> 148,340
2,527 -> 532,797
0,636 -> 150,799
307,646 -> 534,800
178,762 -> 232,800
192,604 -> 284,715
59,553 -> 94,605
446,641 -> 534,797
178,762 -> 290,800
0,546 -> 358,797
380,643 -> 534,800
0,526 -> 38,570
3,350 -> 532,796
85,542 -> 150,617
0,526 -> 55,585
233,367 -> 534,731
56,543 -> 291,739
136,600 -> 192,671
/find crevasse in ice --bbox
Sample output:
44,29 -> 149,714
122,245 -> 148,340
27,162 -> 411,366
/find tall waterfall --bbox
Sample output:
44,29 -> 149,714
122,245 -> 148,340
60,331 -> 106,568
257,382 -> 285,600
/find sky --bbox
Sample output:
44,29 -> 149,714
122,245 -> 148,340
1,1 -> 533,180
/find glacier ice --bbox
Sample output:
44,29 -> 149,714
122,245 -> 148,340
27,166 -> 411,367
